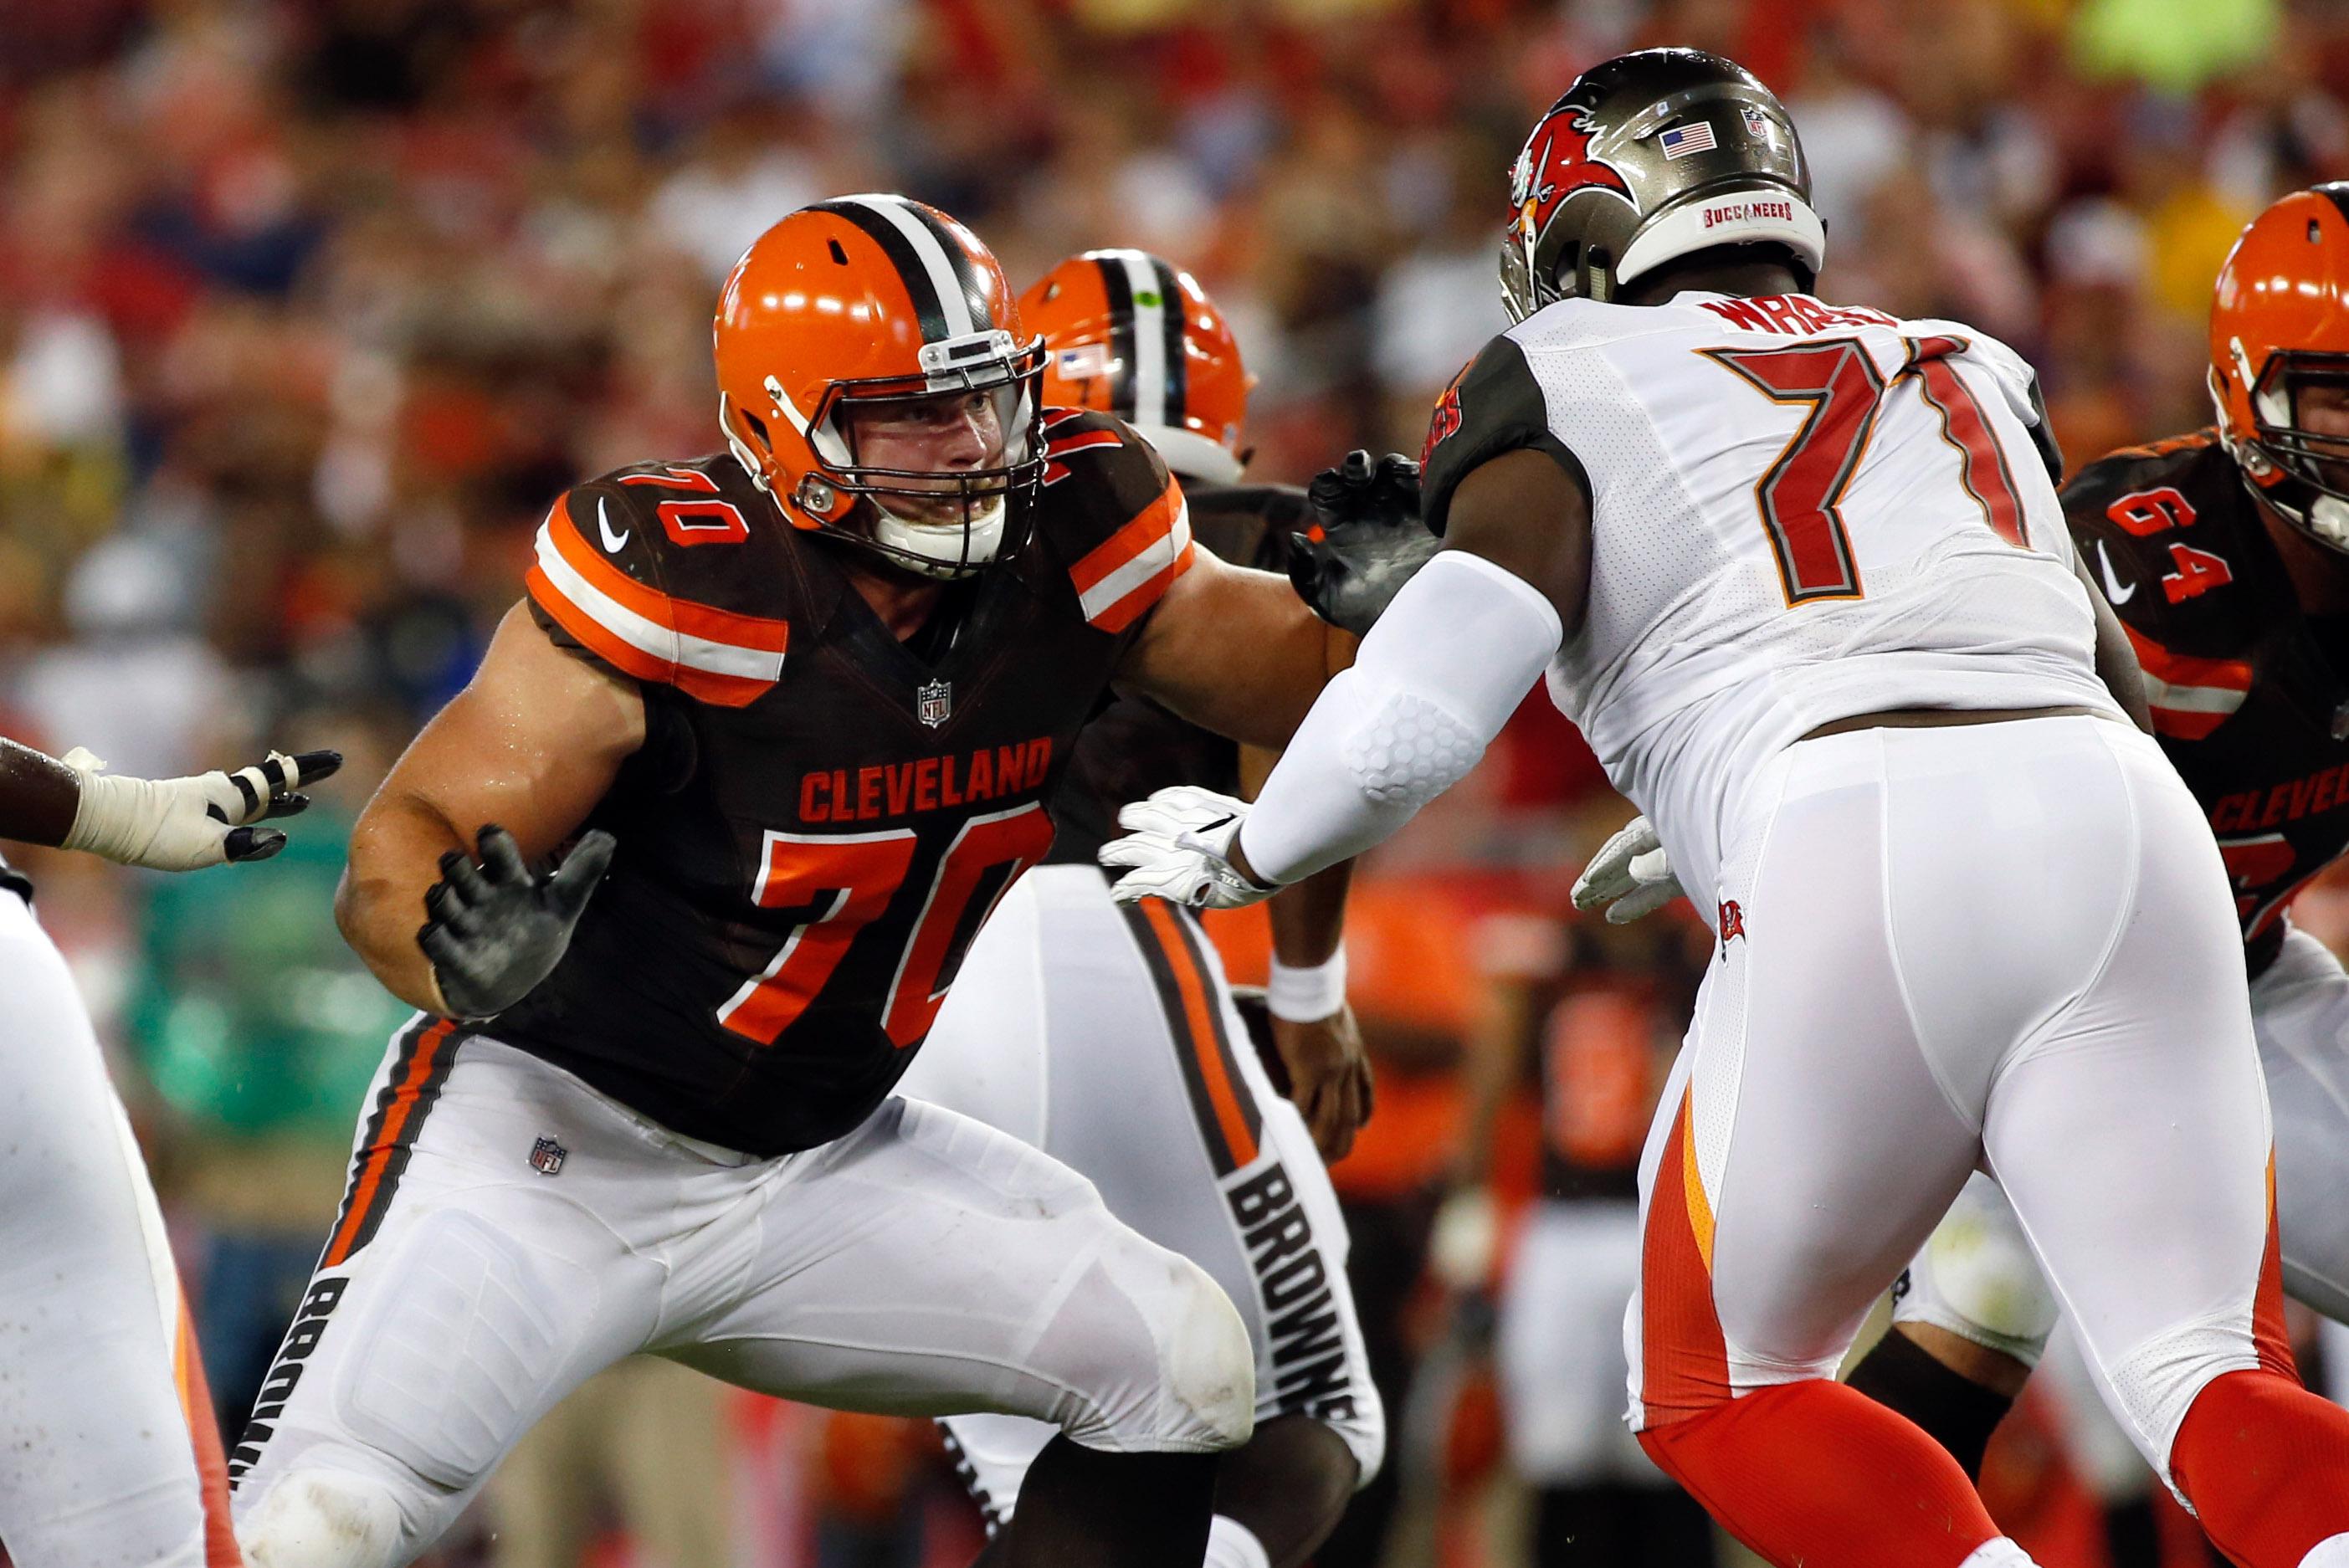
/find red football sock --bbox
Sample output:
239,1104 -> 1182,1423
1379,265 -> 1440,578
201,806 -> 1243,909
1638,1378 -> 2006,1568
2171,1369 -> 2349,1568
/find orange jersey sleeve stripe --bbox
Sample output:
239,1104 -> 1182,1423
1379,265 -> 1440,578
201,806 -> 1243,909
544,497 -> 788,653
1088,538 -> 1196,635
1070,480 -> 1192,628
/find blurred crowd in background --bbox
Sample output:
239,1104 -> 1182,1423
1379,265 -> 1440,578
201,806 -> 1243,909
3,0 -> 2349,1563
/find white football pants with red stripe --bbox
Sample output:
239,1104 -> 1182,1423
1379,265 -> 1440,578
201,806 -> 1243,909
1628,716 -> 2286,1484
0,890 -> 237,1567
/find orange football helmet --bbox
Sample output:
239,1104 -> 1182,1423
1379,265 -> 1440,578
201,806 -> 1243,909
715,194 -> 1047,578
1018,250 -> 1252,484
2210,183 -> 2349,550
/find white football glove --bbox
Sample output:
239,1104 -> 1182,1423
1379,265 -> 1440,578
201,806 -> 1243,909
1571,814 -> 1683,924
1099,785 -> 1280,910
59,746 -> 341,872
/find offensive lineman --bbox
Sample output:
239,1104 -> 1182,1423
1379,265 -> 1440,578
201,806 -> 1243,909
902,250 -> 1385,1568
1830,185 -> 2349,1483
1103,49 -> 2349,1568
0,735 -> 334,1567
228,197 -> 1356,1568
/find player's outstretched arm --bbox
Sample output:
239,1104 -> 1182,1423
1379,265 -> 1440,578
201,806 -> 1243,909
0,735 -> 340,869
1100,448 -> 1587,908
1115,544 -> 1355,751
336,602 -> 644,1015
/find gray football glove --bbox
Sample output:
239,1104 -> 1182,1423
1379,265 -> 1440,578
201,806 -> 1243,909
1290,449 -> 1441,635
418,825 -> 616,1019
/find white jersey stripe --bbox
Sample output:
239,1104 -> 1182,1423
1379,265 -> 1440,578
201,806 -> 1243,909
1077,494 -> 1192,625
531,525 -> 786,684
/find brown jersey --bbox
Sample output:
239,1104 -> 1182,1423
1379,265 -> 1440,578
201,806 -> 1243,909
503,408 -> 1195,1154
1044,481 -> 1304,865
2064,429 -> 2349,976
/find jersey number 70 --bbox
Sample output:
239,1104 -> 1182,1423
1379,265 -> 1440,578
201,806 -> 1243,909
1702,335 -> 2030,605
715,802 -> 1054,1048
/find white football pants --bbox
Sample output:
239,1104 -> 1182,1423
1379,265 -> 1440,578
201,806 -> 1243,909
229,1029 -> 1253,1567
0,890 -> 233,1567
903,866 -> 1383,1533
1900,918 -> 2349,1366
1628,715 -> 2283,1487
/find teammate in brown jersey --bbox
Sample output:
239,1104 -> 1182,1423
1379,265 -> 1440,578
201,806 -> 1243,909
1838,185 -> 2349,1509
905,250 -> 1385,1568
228,197 -> 1353,1568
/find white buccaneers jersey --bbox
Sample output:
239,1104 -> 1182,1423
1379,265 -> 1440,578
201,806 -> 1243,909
1420,290 -> 2121,911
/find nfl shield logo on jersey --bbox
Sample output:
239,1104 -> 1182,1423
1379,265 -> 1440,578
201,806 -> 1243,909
917,679 -> 953,728
529,1136 -> 567,1176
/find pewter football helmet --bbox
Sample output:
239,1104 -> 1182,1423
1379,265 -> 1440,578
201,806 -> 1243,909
1500,49 -> 1823,322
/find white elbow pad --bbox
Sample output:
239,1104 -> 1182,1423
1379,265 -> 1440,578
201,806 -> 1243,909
1243,551 -> 1562,884
1341,689 -> 1487,807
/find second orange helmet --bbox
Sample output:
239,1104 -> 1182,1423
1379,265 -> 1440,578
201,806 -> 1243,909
1019,250 -> 1253,485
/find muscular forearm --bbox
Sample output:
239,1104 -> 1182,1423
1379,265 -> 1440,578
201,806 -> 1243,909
336,792 -> 469,1014
1268,861 -> 1351,967
0,740 -> 80,848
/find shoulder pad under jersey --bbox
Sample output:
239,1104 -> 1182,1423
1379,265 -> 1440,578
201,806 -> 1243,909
1030,407 -> 1194,634
2063,430 -> 2258,736
1418,331 -> 1587,539
523,459 -> 791,708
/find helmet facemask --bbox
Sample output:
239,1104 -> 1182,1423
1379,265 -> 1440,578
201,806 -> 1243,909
2232,351 -> 2349,553
741,330 -> 1050,580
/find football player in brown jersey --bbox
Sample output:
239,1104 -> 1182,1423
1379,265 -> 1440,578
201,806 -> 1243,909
228,197 -> 1355,1568
903,250 -> 1382,1568
1832,182 -> 2349,1506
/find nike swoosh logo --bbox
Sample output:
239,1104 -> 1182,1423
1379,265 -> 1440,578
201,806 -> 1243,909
2095,541 -> 2135,604
598,499 -> 629,553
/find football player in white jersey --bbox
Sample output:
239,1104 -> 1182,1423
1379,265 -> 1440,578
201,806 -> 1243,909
1100,48 -> 2349,1568
0,734 -> 334,1567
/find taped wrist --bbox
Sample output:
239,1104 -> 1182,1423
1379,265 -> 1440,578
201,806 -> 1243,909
60,764 -> 168,864
1240,551 -> 1562,884
1266,949 -> 1348,1022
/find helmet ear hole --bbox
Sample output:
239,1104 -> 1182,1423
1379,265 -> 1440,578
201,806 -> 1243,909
741,408 -> 769,444
828,239 -> 849,265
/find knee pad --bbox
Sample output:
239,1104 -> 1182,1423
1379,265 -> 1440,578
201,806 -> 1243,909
1070,1241 -> 1255,1453
1895,1180 -> 2059,1366
1206,1516 -> 1273,1568
237,1468 -> 403,1568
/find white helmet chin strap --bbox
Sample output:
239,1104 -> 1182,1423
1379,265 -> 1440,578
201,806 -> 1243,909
869,494 -> 1008,580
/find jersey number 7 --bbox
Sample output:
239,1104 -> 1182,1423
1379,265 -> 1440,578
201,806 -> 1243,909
715,802 -> 1054,1048
1702,335 -> 2029,605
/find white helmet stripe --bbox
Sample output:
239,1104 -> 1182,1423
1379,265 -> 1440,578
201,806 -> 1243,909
1112,249 -> 1170,429
843,194 -> 979,339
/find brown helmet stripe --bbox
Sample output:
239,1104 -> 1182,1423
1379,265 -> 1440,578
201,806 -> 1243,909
1094,254 -> 1142,422
813,196 -> 977,343
1151,254 -> 1188,427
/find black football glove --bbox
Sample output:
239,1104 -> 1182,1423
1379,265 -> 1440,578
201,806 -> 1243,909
1289,449 -> 1441,635
418,824 -> 615,1019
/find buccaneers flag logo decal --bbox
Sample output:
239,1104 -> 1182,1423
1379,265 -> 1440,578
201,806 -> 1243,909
1509,100 -> 1634,250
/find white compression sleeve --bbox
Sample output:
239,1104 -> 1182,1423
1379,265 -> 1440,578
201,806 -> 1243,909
1239,551 -> 1562,885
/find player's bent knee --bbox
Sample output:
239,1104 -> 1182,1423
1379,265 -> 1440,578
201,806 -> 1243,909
1896,1181 -> 2058,1367
1066,1237 -> 1256,1453
236,1468 -> 405,1568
